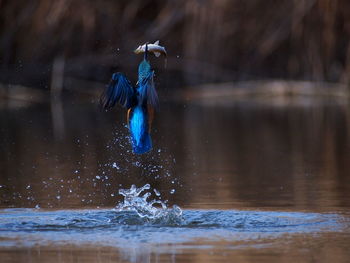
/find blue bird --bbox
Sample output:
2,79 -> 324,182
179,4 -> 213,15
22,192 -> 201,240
100,44 -> 159,154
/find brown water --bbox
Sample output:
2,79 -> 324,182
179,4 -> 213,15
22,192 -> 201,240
0,96 -> 350,262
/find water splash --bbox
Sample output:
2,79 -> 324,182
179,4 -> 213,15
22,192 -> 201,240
116,184 -> 182,224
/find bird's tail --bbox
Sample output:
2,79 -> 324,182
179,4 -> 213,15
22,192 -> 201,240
132,133 -> 152,154
128,106 -> 152,154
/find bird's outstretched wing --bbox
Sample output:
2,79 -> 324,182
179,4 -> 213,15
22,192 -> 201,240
139,71 -> 159,110
100,73 -> 135,109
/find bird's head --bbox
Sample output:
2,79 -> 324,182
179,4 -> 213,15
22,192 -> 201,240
138,58 -> 151,78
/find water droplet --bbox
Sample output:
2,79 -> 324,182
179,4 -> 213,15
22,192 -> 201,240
26,185 -> 31,189
35,204 -> 40,209
74,170 -> 79,174
112,162 -> 120,169
133,161 -> 141,167
154,189 -> 161,196
170,189 -> 176,194
96,176 -> 101,180
116,184 -> 182,223
56,195 -> 61,200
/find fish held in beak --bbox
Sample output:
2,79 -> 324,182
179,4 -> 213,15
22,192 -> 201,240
134,40 -> 167,57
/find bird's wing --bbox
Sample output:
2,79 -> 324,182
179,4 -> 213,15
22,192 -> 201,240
100,73 -> 135,109
139,71 -> 159,110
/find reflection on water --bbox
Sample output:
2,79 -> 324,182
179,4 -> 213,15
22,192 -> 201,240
0,98 -> 349,210
0,96 -> 350,262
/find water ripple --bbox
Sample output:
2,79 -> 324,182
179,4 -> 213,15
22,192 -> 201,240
0,208 -> 346,248
0,185 -> 347,248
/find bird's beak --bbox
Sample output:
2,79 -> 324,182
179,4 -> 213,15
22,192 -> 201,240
144,43 -> 148,61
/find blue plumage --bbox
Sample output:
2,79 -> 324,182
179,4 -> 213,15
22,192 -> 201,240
100,44 -> 159,154
129,106 -> 152,154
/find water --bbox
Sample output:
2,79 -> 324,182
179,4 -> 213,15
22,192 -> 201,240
116,184 -> 182,223
0,209 -> 347,247
0,185 -> 349,262
1,97 -> 350,262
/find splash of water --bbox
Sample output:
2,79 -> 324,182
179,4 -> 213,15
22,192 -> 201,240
116,184 -> 183,224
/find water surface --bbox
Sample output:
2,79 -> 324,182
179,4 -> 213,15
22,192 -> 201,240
1,96 -> 350,262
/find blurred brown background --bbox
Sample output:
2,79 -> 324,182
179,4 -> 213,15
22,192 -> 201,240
1,3 -> 350,262
1,0 -> 350,210
1,0 -> 350,89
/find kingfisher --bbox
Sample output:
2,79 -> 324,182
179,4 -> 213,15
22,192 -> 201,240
100,44 -> 160,154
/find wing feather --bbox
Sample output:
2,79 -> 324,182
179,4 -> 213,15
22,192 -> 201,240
99,73 -> 135,109
139,71 -> 159,110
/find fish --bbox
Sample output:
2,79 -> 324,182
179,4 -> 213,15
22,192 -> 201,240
134,40 -> 167,57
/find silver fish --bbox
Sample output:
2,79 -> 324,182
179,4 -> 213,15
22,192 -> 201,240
134,40 -> 167,57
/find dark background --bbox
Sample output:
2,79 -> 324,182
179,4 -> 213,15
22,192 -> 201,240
1,0 -> 350,89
